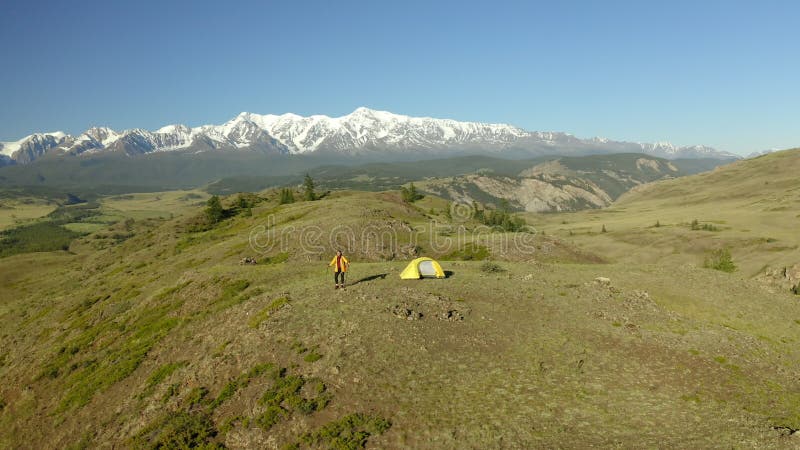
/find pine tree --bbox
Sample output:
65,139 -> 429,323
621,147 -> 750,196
279,188 -> 295,205
303,174 -> 316,201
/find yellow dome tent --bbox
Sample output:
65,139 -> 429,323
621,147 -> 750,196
400,257 -> 445,279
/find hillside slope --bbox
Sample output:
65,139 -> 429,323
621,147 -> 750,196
420,154 -> 686,212
533,148 -> 800,277
1,189 -> 800,448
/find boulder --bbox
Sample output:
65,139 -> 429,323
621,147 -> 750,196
594,277 -> 611,286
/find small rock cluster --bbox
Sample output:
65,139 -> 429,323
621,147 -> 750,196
239,256 -> 258,265
391,305 -> 423,321
388,290 -> 469,322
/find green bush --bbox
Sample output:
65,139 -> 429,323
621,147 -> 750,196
704,248 -> 736,273
205,196 -> 224,224
400,183 -> 423,203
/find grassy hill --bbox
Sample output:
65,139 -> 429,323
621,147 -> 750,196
1,169 -> 800,448
532,148 -> 800,278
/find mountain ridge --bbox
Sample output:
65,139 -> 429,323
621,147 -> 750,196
0,108 -> 739,165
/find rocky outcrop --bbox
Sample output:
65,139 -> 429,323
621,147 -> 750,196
756,264 -> 800,295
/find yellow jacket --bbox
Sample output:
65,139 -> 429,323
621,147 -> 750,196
329,255 -> 349,272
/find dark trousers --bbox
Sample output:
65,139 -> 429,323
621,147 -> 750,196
334,271 -> 345,285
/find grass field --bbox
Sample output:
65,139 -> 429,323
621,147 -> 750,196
0,198 -> 58,231
0,152 -> 799,448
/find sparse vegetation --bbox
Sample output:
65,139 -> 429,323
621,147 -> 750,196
208,363 -> 274,411
256,368 -> 331,431
303,348 -> 323,363
703,248 -> 736,273
472,199 -> 526,232
249,297 -> 289,328
297,413 -> 391,450
139,361 -> 187,399
3,150 -> 800,448
131,411 -> 224,449
691,219 -> 719,231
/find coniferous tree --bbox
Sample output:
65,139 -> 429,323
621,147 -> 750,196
279,188 -> 295,205
303,174 -> 316,201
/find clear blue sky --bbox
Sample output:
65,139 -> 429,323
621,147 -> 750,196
1,0 -> 798,154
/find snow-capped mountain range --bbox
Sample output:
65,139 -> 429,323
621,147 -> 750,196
0,107 -> 738,165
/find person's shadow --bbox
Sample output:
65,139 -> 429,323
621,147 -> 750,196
350,273 -> 388,286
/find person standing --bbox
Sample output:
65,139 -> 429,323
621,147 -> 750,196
328,250 -> 349,290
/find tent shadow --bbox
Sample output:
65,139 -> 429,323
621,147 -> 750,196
350,273 -> 388,286
444,270 -> 454,278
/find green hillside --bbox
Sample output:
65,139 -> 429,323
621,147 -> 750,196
1,158 -> 800,448
533,148 -> 800,277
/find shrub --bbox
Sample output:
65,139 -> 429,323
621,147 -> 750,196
691,219 -> 719,231
205,196 -> 224,224
480,261 -> 505,273
400,183 -> 423,203
704,248 -> 736,273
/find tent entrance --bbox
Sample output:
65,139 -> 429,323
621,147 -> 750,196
418,260 -> 437,277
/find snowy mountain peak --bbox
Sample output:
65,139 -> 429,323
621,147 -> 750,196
0,108 -> 739,165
